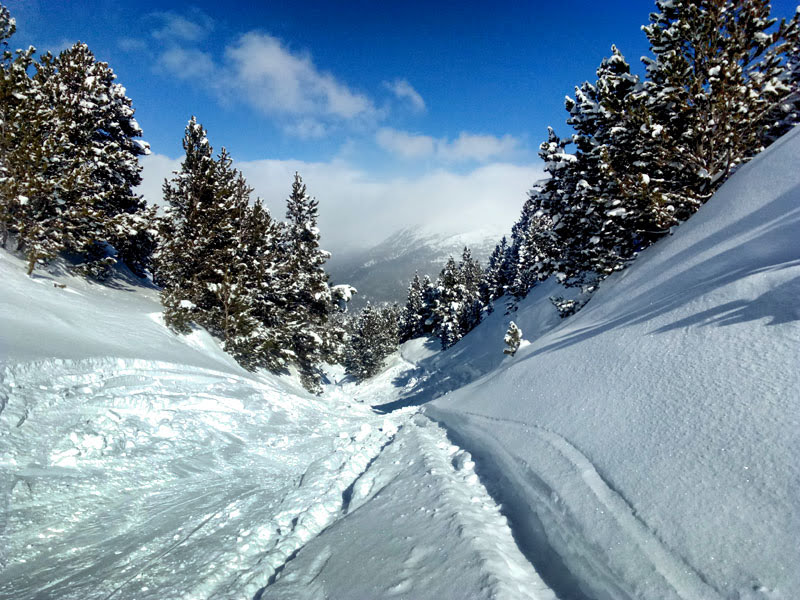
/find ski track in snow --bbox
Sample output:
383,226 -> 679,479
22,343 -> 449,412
425,407 -> 726,600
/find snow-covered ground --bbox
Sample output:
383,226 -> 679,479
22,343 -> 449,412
1,127 -> 798,600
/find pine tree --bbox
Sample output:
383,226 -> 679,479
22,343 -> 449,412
480,236 -> 509,309
641,0 -> 800,205
154,117 -> 218,332
400,272 -> 426,342
345,302 -> 399,381
0,23 -> 45,254
507,188 -> 559,297
457,246 -> 483,335
281,172 -> 332,393
503,321 -> 522,356
0,29 -> 151,276
434,256 -> 464,350
421,274 -> 438,333
155,119 -> 261,354
228,198 -> 288,371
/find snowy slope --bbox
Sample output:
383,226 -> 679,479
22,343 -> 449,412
0,255 -> 411,599
425,128 -> 800,600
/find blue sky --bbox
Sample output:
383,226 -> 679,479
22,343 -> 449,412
6,0 -> 799,249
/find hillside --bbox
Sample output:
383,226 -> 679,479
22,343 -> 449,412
423,126 -> 800,599
0,127 -> 797,599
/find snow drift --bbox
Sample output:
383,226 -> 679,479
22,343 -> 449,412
426,127 -> 800,599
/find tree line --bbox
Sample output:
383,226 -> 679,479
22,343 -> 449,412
1,1 -> 798,386
0,5 -> 348,392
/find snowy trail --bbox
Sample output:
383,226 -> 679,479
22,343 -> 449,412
0,354 -> 556,600
264,413 -> 556,600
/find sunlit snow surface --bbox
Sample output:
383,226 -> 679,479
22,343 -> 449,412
426,128 -> 800,600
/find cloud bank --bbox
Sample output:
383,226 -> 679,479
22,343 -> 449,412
376,128 -> 520,162
138,153 -> 542,252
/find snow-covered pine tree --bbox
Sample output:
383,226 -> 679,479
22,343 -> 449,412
641,0 -> 800,208
203,153 -> 267,363
457,246 -> 483,335
507,187 -> 558,297
759,7 -> 800,142
503,321 -> 522,356
533,127 -> 578,280
399,272 -> 426,342
344,302 -> 399,381
156,118 -> 264,363
281,172 -> 333,393
23,42 -> 151,277
543,46 -> 653,281
421,274 -> 438,333
434,256 -> 464,350
0,13 -> 46,254
480,236 -> 509,310
154,117 -> 218,332
228,198 -> 289,371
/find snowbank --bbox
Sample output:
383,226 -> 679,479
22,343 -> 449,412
427,127 -> 800,600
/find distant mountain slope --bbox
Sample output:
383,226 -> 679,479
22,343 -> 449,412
327,227 -> 500,307
422,127 -> 800,599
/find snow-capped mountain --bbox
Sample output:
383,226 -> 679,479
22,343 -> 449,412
327,226 -> 501,307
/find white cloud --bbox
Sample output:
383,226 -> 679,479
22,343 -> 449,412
440,132 -> 520,162
282,118 -> 328,140
153,29 -> 378,134
159,47 -> 216,81
384,78 -> 426,112
138,153 -> 542,252
376,128 -> 520,163
151,11 -> 213,42
118,37 -> 148,53
224,33 -> 376,121
375,128 -> 436,159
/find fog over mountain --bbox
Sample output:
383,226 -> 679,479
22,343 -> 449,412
327,227 -> 501,307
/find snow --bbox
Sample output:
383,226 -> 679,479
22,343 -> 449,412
1,127 -> 798,598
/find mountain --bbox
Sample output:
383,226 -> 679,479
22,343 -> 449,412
327,227 -> 501,307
